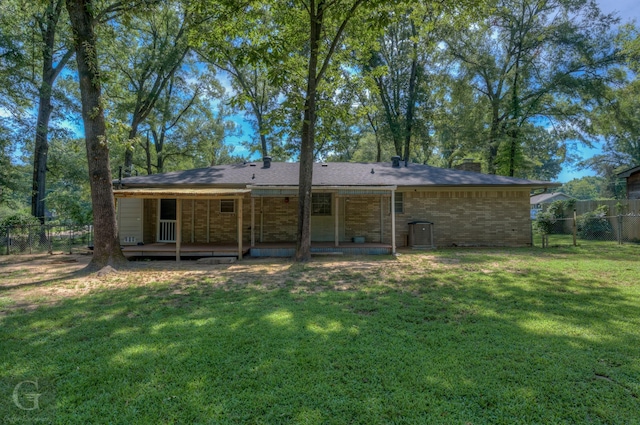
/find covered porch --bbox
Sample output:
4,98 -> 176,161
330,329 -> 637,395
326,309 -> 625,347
114,185 -> 399,261
113,187 -> 250,261
248,185 -> 398,255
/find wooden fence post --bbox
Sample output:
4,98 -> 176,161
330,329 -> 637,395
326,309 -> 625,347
618,215 -> 623,245
573,210 -> 577,247
48,226 -> 52,255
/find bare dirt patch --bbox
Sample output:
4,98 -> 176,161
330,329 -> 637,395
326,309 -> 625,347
0,251 -> 483,315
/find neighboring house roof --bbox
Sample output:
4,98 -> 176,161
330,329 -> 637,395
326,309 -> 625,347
118,162 -> 558,188
617,165 -> 640,178
530,192 -> 572,205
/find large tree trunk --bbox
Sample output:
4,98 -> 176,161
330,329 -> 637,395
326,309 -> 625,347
402,28 -> 419,165
487,102 -> 501,175
66,0 -> 127,269
508,18 -> 524,178
296,1 -> 322,262
123,124 -> 139,176
31,90 -> 53,224
295,0 -> 363,261
31,0 -> 73,224
296,97 -> 315,262
374,72 -> 403,156
256,111 -> 268,158
142,133 -> 152,175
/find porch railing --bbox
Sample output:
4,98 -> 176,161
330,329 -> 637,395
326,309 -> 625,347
158,220 -> 176,242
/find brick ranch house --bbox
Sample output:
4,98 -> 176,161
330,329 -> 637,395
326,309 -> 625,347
113,157 -> 558,260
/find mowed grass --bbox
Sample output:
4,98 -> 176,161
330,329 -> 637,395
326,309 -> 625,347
1,245 -> 640,424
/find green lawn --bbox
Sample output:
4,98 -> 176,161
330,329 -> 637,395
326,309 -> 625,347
1,245 -> 640,424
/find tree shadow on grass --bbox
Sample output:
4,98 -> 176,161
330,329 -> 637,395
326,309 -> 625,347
1,258 -> 640,424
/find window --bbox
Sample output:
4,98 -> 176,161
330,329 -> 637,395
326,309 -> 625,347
394,192 -> 404,214
312,193 -> 332,216
220,199 -> 235,213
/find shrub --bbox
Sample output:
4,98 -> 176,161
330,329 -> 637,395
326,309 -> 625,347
539,199 -> 575,234
547,199 -> 575,218
534,211 -> 556,235
577,205 -> 613,240
0,212 -> 40,229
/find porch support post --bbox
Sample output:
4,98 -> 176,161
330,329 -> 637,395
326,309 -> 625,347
176,198 -> 182,261
206,200 -> 210,243
251,197 -> 255,247
334,195 -> 339,247
391,190 -> 396,254
114,198 -> 119,237
156,199 -> 161,242
237,197 -> 243,259
380,195 -> 384,243
191,200 -> 195,243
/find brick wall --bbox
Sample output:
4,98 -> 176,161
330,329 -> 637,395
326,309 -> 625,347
181,199 -> 194,242
137,189 -> 532,247
187,198 -> 253,244
192,200 -> 209,243
143,199 -> 156,243
343,196 -> 384,242
260,197 -> 298,242
389,189 -> 532,247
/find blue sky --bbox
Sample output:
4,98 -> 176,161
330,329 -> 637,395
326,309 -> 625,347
597,0 -> 640,24
555,0 -> 640,182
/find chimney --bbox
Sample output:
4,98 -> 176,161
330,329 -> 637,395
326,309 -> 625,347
391,156 -> 401,168
454,158 -> 482,173
263,156 -> 272,168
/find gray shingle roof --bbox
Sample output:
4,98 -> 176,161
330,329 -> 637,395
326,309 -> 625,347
118,161 -> 557,188
530,192 -> 572,204
617,165 -> 640,178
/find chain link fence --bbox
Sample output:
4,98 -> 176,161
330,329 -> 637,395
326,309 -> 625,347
0,223 -> 93,255
533,214 -> 640,247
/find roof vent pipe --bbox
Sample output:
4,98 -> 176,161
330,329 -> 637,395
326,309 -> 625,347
263,156 -> 272,168
391,156 -> 401,168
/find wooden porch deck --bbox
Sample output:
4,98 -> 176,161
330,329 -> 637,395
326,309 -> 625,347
121,242 -> 393,259
121,243 -> 249,258
251,242 -> 393,257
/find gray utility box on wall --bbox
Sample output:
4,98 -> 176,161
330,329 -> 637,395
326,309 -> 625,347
408,221 -> 435,249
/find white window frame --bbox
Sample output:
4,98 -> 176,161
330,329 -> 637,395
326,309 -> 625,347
311,193 -> 332,216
